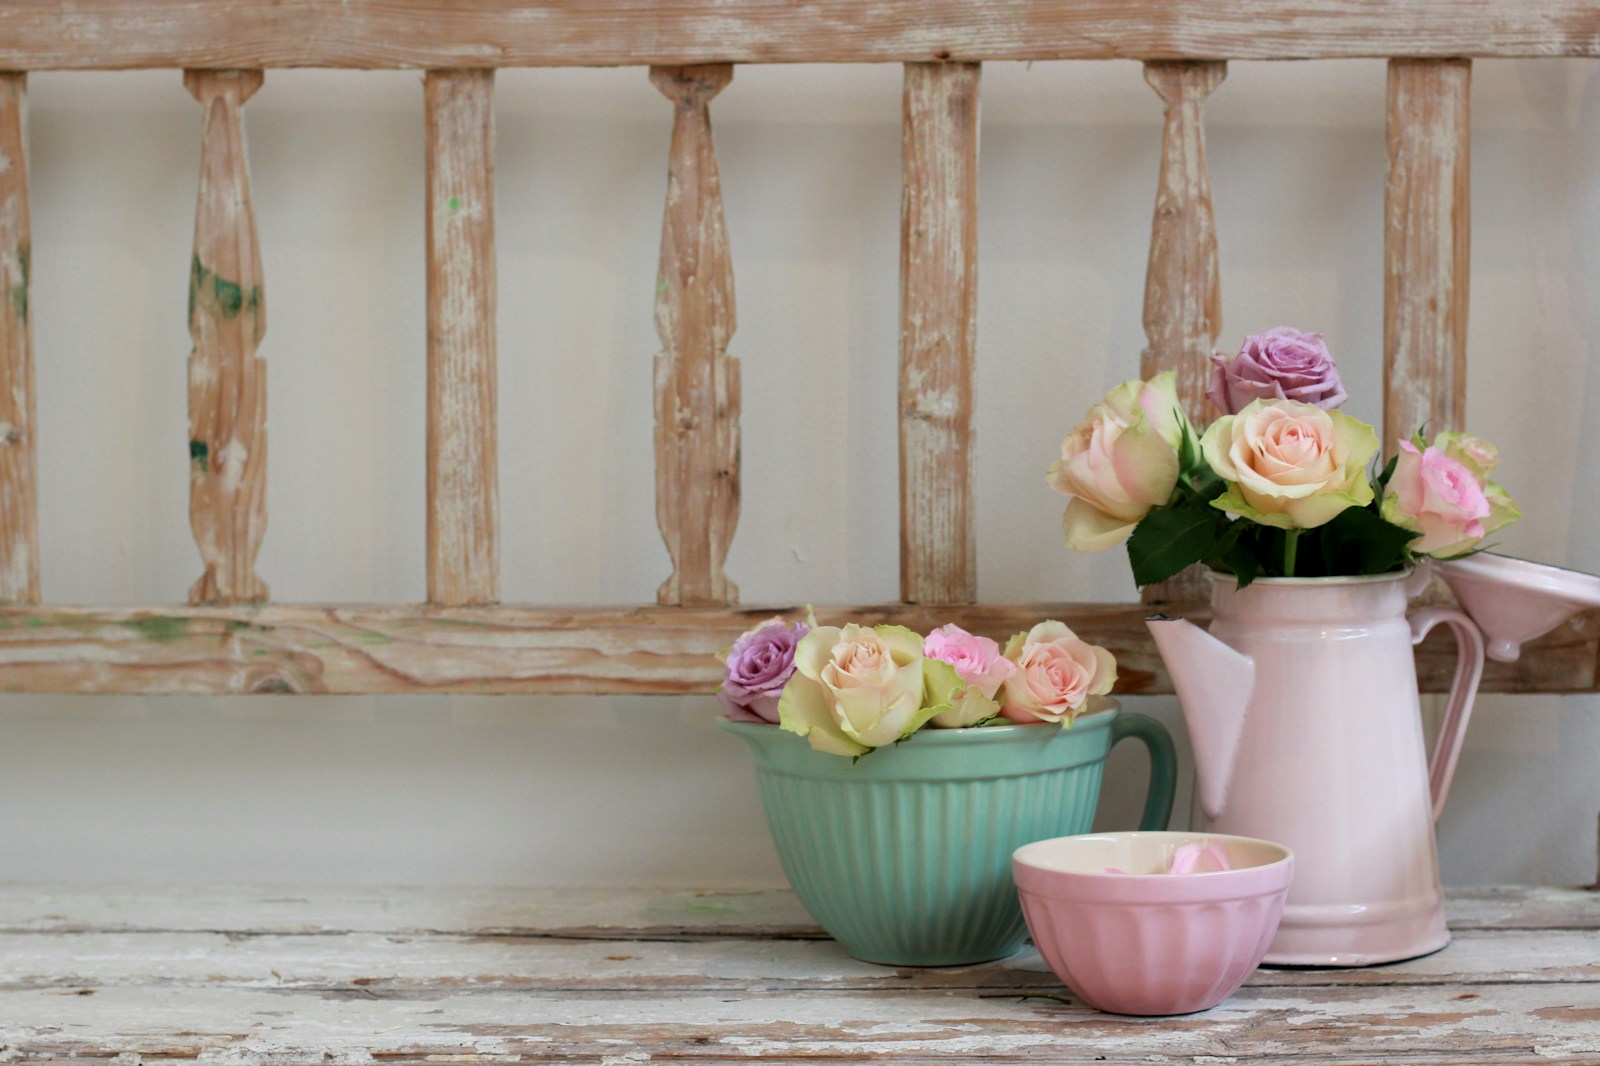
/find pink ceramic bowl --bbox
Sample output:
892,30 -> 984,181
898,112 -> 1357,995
1013,831 -> 1294,1016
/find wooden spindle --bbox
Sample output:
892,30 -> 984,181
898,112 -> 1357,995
425,69 -> 499,607
1384,59 -> 1471,454
185,69 -> 268,605
0,73 -> 37,605
899,62 -> 979,606
1141,60 -> 1226,605
650,64 -> 739,608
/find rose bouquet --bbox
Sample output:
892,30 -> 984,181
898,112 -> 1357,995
719,617 -> 1116,757
1048,327 -> 1520,586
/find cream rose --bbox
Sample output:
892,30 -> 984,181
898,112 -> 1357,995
1200,398 -> 1379,530
1048,373 -> 1188,552
778,624 -> 961,757
999,621 -> 1116,726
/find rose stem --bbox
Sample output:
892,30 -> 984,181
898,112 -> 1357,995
1284,529 -> 1300,577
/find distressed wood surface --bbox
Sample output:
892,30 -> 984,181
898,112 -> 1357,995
3,2 -> 1600,69
185,69 -> 269,606
0,883 -> 1586,938
0,75 -> 37,605
1139,60 -> 1225,607
1384,59 -> 1470,455
425,69 -> 499,607
0,885 -> 1594,1063
899,62 -> 979,605
0,601 -> 1592,696
651,64 -> 740,608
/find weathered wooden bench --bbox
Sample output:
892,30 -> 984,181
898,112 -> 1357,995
0,884 -> 1596,1062
0,2 -> 1597,1061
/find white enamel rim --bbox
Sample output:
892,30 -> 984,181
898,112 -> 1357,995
1013,830 -> 1294,879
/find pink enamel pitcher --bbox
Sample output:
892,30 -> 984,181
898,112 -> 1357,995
1147,571 -> 1483,966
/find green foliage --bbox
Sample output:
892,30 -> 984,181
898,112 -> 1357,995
1126,496 -> 1231,587
1126,471 -> 1418,590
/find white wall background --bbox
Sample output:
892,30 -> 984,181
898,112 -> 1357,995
1,58 -> 1597,889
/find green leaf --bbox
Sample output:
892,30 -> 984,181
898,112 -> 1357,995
1374,454 -> 1399,492
1127,501 -> 1232,587
1311,506 -> 1420,576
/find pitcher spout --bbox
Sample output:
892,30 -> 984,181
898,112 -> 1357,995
1146,616 -> 1255,821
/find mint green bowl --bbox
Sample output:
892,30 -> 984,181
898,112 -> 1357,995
721,704 -> 1176,966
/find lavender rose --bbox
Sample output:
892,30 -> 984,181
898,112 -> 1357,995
1207,327 -> 1348,415
718,618 -> 810,724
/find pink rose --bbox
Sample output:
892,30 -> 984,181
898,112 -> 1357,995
999,621 -> 1116,726
718,618 -> 808,724
923,624 -> 1016,727
1380,435 -> 1520,557
1208,327 -> 1347,415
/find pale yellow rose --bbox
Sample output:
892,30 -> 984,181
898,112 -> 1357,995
1048,373 -> 1188,552
778,624 -> 962,757
1200,398 -> 1379,530
999,621 -> 1117,726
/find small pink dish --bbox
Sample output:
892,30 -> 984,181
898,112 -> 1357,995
1013,831 -> 1294,1016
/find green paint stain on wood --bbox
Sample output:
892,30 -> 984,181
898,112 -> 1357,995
214,276 -> 245,317
121,616 -> 190,643
188,255 -> 203,325
682,898 -> 734,914
355,631 -> 394,645
24,615 -> 46,629
448,195 -> 461,213
8,241 -> 27,325
190,439 -> 209,472
656,275 -> 669,298
189,257 -> 260,321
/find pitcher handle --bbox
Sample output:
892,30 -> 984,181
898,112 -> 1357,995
1110,712 -> 1178,831
1410,607 -> 1486,821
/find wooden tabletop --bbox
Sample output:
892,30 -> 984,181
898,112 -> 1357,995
1,884 -> 1595,1063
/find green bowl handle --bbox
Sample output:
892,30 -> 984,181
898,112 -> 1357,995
1110,711 -> 1178,831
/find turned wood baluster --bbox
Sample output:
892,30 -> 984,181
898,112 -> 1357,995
425,69 -> 499,607
1140,60 -> 1226,606
0,73 -> 37,604
650,64 -> 739,608
899,62 -> 979,606
1385,59 -> 1471,454
185,70 -> 268,605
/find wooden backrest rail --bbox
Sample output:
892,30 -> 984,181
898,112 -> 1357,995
0,1 -> 1594,698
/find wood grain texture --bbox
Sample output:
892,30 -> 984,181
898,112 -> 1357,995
651,64 -> 739,607
0,886 -> 1595,1063
3,2 -> 1600,68
0,883 -> 1584,938
899,62 -> 979,605
0,601 -> 1591,696
185,69 -> 268,605
425,69 -> 499,607
0,75 -> 37,605
1139,60 -> 1225,607
1384,59 -> 1470,454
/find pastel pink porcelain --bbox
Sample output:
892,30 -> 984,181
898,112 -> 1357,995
1438,553 -> 1600,662
1148,572 -> 1483,965
1014,831 -> 1293,1016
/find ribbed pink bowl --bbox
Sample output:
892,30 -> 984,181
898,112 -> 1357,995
1014,831 -> 1294,1016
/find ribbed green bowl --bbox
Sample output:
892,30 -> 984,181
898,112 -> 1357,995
721,705 -> 1175,966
